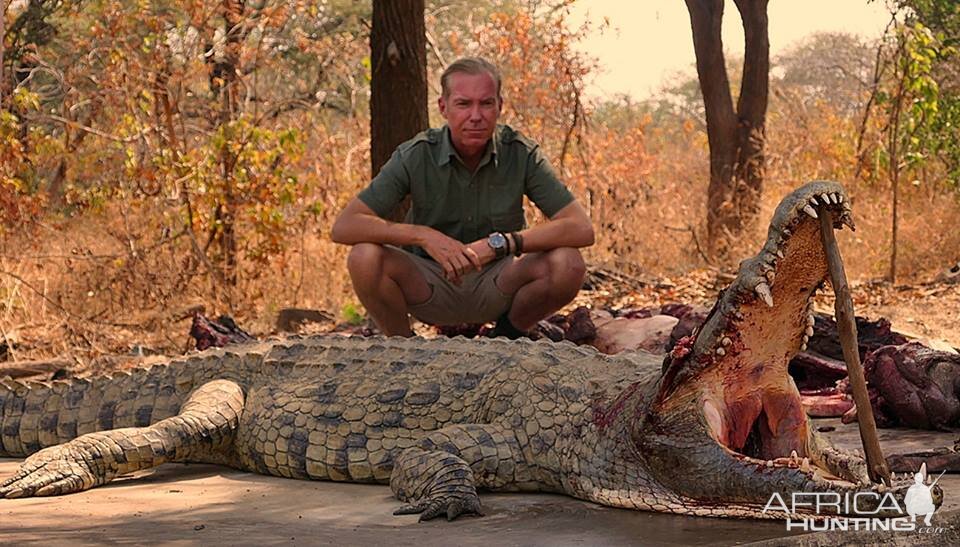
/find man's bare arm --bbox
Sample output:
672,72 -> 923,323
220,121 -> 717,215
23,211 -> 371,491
517,201 -> 594,252
330,198 -> 423,246
331,198 -> 481,280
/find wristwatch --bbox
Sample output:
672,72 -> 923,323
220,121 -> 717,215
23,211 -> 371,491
487,232 -> 508,259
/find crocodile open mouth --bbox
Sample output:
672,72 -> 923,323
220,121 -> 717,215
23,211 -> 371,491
637,182 -> 941,517
703,381 -> 855,485
663,181 -> 861,485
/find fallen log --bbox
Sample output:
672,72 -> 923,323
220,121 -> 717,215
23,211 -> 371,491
887,447 -> 960,473
0,359 -> 71,379
276,308 -> 335,332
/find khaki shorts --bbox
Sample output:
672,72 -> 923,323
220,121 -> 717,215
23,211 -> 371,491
392,245 -> 514,326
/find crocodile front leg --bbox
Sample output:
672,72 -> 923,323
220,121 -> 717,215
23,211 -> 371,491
390,424 -> 530,521
0,379 -> 244,498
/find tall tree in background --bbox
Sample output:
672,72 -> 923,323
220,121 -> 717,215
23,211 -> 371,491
370,0 -> 428,189
210,0 -> 246,286
685,0 -> 769,259
1,1 -> 6,109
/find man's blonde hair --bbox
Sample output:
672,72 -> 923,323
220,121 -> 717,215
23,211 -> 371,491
440,57 -> 502,100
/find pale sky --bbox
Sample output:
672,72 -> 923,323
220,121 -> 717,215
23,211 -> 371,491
570,0 -> 894,99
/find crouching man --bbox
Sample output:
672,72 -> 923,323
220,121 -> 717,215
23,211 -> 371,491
331,57 -> 594,338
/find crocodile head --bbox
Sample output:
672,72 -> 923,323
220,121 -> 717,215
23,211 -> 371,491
635,181 -> 942,518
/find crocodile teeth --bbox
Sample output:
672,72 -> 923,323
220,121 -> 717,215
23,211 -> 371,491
805,325 -> 814,337
790,450 -> 799,461
755,282 -> 773,307
721,336 -> 732,347
766,460 -> 774,468
838,194 -> 844,203
765,270 -> 776,284
802,204 -> 818,219
820,193 -> 831,205
840,214 -> 856,231
809,196 -> 819,206
782,227 -> 791,237
807,314 -> 816,327
776,249 -> 784,259
716,347 -> 726,356
801,458 -> 811,473
830,193 -> 839,204
800,342 -> 808,352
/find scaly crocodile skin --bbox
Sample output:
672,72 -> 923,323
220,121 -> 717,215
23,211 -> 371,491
0,336 -> 671,518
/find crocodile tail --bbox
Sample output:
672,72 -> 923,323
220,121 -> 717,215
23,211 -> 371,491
0,364 -> 194,457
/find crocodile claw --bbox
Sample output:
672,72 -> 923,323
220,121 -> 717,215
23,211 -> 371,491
394,493 -> 483,521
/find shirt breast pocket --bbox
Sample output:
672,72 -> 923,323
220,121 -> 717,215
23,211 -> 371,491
490,210 -> 525,232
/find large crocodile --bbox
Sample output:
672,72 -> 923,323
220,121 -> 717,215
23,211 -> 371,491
0,182 -> 941,520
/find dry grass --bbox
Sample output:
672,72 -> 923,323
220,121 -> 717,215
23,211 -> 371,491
2,97 -> 959,367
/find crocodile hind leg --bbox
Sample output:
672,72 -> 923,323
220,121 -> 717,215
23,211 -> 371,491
390,424 -> 530,521
0,379 -> 244,498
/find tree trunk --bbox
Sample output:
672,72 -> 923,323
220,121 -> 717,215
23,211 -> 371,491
0,0 -> 6,109
887,42 -> 908,285
732,0 -> 768,224
370,0 -> 428,220
216,0 -> 245,286
685,0 -> 769,259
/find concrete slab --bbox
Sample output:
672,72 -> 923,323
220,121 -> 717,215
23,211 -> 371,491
0,418 -> 956,546
0,460 -> 794,546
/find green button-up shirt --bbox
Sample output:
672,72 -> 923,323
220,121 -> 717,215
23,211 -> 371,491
358,124 -> 574,257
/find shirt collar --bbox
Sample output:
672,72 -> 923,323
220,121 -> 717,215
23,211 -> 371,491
438,125 -> 500,168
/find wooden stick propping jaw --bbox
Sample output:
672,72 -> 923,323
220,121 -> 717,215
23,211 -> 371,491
817,206 -> 892,486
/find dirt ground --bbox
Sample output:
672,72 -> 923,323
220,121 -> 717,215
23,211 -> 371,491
1,418 -> 958,546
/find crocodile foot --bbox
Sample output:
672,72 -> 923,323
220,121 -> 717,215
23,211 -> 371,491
390,447 -> 484,522
0,439 -> 105,498
394,491 -> 484,521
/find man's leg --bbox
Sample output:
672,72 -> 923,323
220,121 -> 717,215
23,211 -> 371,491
346,243 -> 432,336
494,247 -> 587,331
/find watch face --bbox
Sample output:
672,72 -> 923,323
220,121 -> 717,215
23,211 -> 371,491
488,232 -> 506,249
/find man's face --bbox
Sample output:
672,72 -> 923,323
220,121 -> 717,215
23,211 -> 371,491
438,71 -> 501,160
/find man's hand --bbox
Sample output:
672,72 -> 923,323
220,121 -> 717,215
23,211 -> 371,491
419,229 -> 482,283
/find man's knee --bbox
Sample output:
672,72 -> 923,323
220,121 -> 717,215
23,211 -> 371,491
546,247 -> 587,286
347,243 -> 386,279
